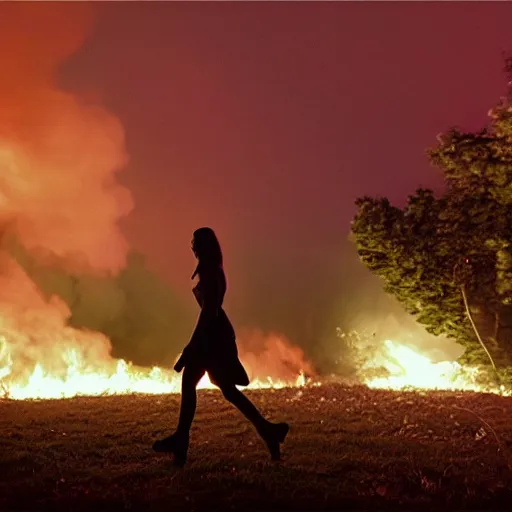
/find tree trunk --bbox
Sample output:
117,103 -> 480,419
495,304 -> 512,363
467,300 -> 512,368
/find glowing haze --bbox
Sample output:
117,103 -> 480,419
0,4 -> 312,399
0,3 -> 133,398
1,3 -> 511,400
0,4 -> 132,272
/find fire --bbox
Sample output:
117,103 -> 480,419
0,258 -> 309,400
2,6 -> 508,403
0,351 -> 308,401
0,260 -> 308,400
363,339 -> 510,395
0,4 -> 314,403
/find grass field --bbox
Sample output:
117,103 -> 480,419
2,383 -> 512,511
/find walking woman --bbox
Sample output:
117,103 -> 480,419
153,227 -> 289,466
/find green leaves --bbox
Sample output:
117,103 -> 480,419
351,60 -> 512,369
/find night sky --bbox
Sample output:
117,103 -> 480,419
58,2 -> 512,364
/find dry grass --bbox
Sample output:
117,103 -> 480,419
2,383 -> 512,511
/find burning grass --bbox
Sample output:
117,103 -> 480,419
2,384 -> 512,510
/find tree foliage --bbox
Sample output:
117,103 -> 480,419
351,60 -> 512,369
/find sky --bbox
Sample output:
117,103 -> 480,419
53,1 -> 512,367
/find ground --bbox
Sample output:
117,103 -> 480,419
1,383 -> 512,511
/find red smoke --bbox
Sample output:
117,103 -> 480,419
0,4 -> 313,397
0,3 -> 134,395
237,329 -> 315,382
0,3 -> 132,273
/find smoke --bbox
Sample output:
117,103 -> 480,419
1,3 -> 455,390
7,240 -> 193,367
0,3 -> 140,387
0,3 -> 132,273
0,255 -> 114,385
0,3 -> 310,387
236,328 -> 315,382
327,250 -> 465,378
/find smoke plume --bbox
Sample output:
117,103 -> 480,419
0,3 -> 140,390
0,4 -> 314,394
0,3 -> 132,272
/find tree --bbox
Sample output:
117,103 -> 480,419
351,60 -> 512,373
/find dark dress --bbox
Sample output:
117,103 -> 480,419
182,264 -> 250,388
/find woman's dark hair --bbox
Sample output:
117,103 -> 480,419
192,227 -> 223,268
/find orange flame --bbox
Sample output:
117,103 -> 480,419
0,256 -> 311,400
361,339 -> 510,395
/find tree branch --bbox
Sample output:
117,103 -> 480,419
460,284 -> 498,373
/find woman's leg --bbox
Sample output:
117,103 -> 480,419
176,364 -> 205,436
220,384 -> 269,433
153,364 -> 205,464
219,383 -> 289,460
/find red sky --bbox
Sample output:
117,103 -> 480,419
58,2 -> 512,355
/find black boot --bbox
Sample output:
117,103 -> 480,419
152,432 -> 189,467
261,422 -> 289,461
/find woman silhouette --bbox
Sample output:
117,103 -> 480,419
153,227 -> 289,466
